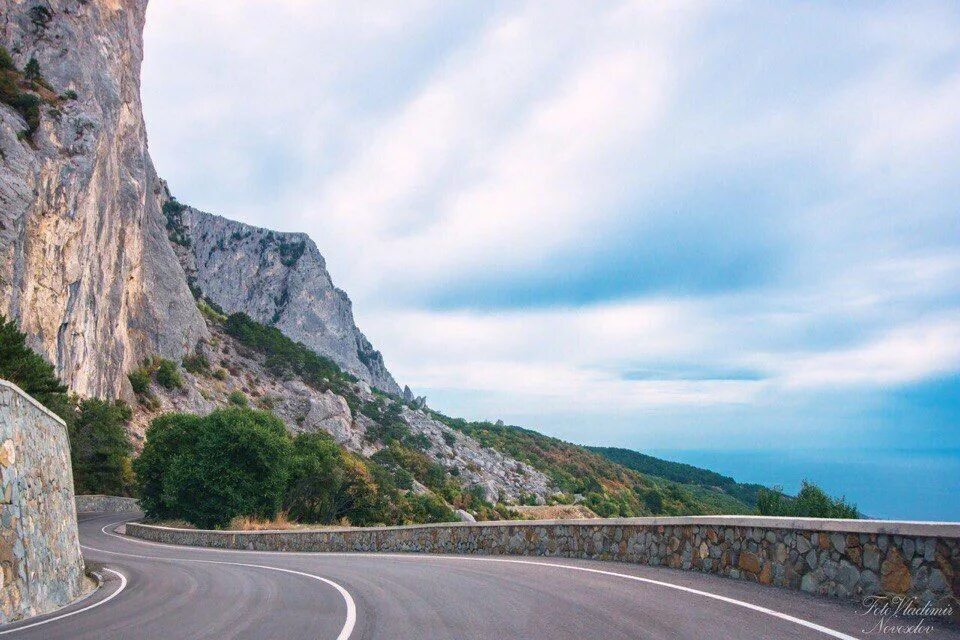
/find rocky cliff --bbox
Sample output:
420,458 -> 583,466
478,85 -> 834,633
0,0 -> 206,398
167,200 -> 400,394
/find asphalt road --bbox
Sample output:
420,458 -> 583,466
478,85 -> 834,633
1,513 -> 957,639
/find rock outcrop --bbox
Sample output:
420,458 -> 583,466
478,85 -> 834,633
168,202 -> 400,394
0,0 -> 207,398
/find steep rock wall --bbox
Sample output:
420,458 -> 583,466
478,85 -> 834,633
0,0 -> 206,398
170,204 -> 399,394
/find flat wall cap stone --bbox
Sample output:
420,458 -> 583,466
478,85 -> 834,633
130,515 -> 960,539
0,379 -> 67,428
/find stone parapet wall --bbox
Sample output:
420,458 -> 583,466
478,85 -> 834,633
127,515 -> 960,603
0,381 -> 84,624
75,495 -> 141,513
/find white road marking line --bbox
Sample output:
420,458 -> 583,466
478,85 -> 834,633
94,517 -> 862,640
0,569 -> 127,636
81,528 -> 356,640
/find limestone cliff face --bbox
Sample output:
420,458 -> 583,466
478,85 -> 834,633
169,203 -> 400,394
0,0 -> 206,397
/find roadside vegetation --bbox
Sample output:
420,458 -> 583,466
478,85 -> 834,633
134,406 -> 460,529
756,481 -> 859,519
0,315 -> 135,496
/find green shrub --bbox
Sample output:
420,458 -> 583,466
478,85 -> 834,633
155,359 -> 183,390
212,368 -> 228,381
128,368 -> 151,394
441,431 -> 456,447
228,390 -> 248,407
0,46 -> 14,71
756,481 -> 858,519
403,433 -> 431,451
284,433 -> 381,525
162,199 -> 190,247
70,399 -> 134,496
61,89 -> 78,101
134,408 -> 292,528
404,493 -> 456,523
23,57 -> 41,82
182,352 -> 209,375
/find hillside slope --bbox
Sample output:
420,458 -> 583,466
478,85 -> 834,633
430,415 -> 755,516
587,446 -> 765,508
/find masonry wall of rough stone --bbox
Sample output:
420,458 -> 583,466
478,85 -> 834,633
75,495 -> 141,514
0,381 -> 84,624
127,516 -> 960,603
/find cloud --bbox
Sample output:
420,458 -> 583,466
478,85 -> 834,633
142,1 -> 960,453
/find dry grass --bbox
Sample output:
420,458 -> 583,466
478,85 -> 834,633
511,504 -> 599,520
228,512 -> 299,531
146,518 -> 197,529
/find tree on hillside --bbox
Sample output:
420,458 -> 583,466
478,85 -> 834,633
134,408 -> 293,528
284,432 -> 380,525
0,315 -> 71,420
70,399 -> 135,496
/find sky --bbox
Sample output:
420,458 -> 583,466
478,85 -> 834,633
142,1 -> 960,519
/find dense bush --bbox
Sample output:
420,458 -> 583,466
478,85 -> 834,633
182,352 -> 209,375
228,390 -> 248,406
128,368 -> 151,394
284,432 -> 380,525
756,481 -> 858,519
135,408 -> 292,528
136,408 -> 460,528
155,359 -> 183,390
70,399 -> 135,496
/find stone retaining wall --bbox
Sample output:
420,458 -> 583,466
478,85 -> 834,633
75,495 -> 141,513
127,515 -> 960,603
0,381 -> 84,624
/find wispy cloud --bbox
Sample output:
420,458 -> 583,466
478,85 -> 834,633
143,0 -> 960,453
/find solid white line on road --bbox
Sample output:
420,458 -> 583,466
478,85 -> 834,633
0,568 -> 127,636
91,516 -> 862,640
81,528 -> 356,640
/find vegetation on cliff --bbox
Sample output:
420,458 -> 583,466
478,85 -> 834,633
429,413 -> 752,516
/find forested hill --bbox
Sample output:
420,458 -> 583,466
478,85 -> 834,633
587,446 -> 765,508
429,415 -> 758,516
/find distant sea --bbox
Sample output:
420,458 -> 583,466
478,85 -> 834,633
645,448 -> 960,522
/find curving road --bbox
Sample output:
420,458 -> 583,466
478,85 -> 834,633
2,513 -> 957,639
